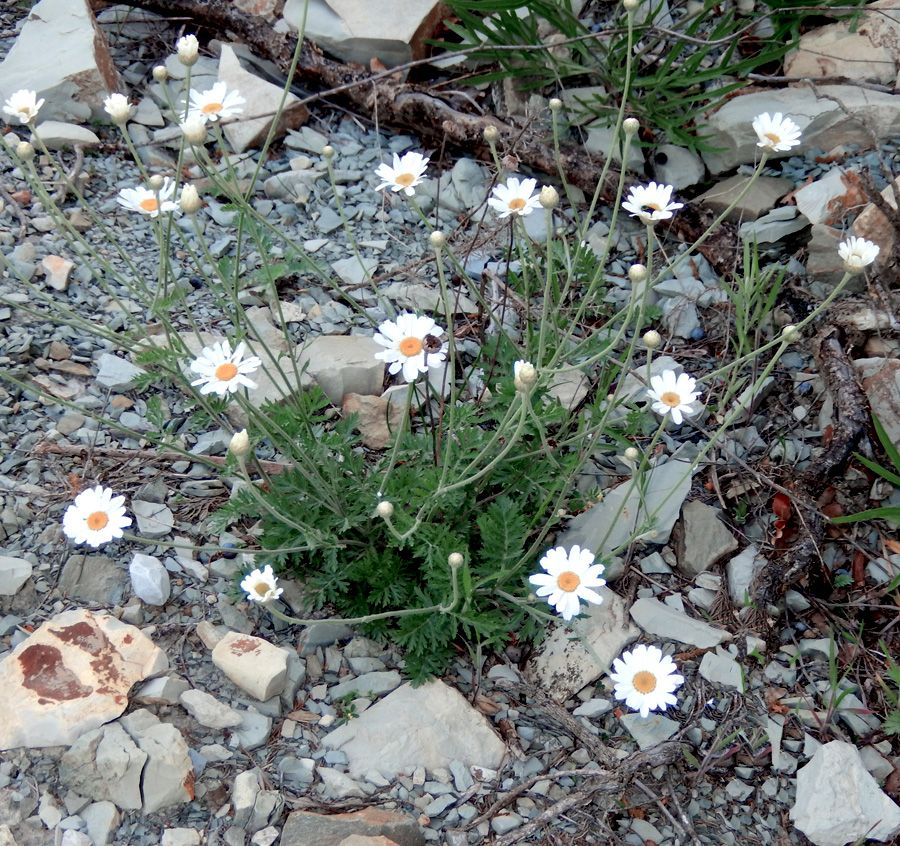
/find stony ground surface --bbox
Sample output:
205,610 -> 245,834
2,3 -> 900,846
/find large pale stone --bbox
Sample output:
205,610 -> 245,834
0,555 -> 32,595
343,393 -> 406,449
854,174 -> 900,257
854,358 -> 900,447
675,501 -> 738,577
0,609 -> 168,750
283,0 -> 450,68
322,680 -> 505,779
179,688 -> 243,729
298,335 -> 385,405
695,174 -> 793,223
211,631 -> 288,701
791,740 -> 900,846
218,45 -> 308,154
0,0 -> 121,123
526,587 -> 640,702
281,808 -> 425,846
629,597 -> 731,648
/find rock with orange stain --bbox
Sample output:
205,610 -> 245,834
40,255 -> 75,292
211,631 -> 288,701
0,608 -> 168,750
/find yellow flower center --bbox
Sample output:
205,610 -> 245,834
557,571 -> 581,592
86,511 -> 109,531
395,172 -> 415,187
764,132 -> 780,145
201,102 -> 223,114
643,203 -> 660,212
660,391 -> 681,408
254,583 -> 269,597
399,337 -> 423,357
632,670 -> 657,694
139,197 -> 159,212
509,198 -> 526,211
215,362 -> 239,381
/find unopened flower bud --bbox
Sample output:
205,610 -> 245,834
782,324 -> 801,343
429,231 -> 446,250
513,360 -> 537,392
180,183 -> 201,215
148,174 -> 164,190
624,0 -> 640,10
322,144 -> 335,159
539,185 -> 559,209
176,34 -> 199,66
483,125 -> 499,143
181,115 -> 207,145
229,429 -> 250,457
549,97 -> 563,112
16,141 -> 34,161
628,263 -> 647,283
448,552 -> 464,568
152,65 -> 168,83
376,500 -> 394,519
623,117 -> 640,137
642,329 -> 662,349
624,446 -> 640,462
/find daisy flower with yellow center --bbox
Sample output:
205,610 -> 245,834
189,339 -> 262,396
117,178 -> 179,218
375,151 -> 430,196
62,485 -> 132,547
622,182 -> 683,225
373,312 -> 447,382
488,177 -> 542,218
752,112 -> 802,153
529,545 -> 606,621
838,236 -> 879,273
609,643 -> 684,718
646,369 -> 701,425
240,565 -> 283,603
3,89 -> 44,124
187,81 -> 246,123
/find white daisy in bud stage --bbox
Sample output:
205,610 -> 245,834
646,369 -> 701,425
373,312 -> 447,382
189,339 -> 262,396
609,643 -> 684,719
117,178 -> 179,218
3,89 -> 44,124
838,236 -> 880,273
529,545 -> 606,621
103,92 -> 131,124
374,151 -> 430,196
622,182 -> 683,225
187,81 -> 246,123
752,112 -> 802,153
240,565 -> 283,603
62,485 -> 132,548
488,176 -> 542,218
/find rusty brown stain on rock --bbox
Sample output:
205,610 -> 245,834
229,637 -> 262,655
51,621 -> 104,652
18,644 -> 93,701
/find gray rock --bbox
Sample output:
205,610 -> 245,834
696,174 -> 794,222
490,813 -> 523,835
31,122 -> 100,150
317,767 -> 366,799
278,756 -> 315,785
620,712 -> 680,749
0,555 -> 32,595
329,670 -> 402,700
739,206 -> 808,245
572,698 -> 613,718
790,740 -> 900,846
131,500 -> 174,539
726,545 -> 766,607
129,552 -> 171,606
231,769 -> 260,829
651,144 -> 705,190
80,801 -> 119,846
59,554 -> 127,605
95,353 -> 145,392
231,709 -> 272,751
630,597 -> 731,648
676,501 -> 738,577
526,587 -> 639,702
134,676 -> 191,705
297,335 -> 384,404
854,358 -> 900,448
322,680 -> 505,780
179,689 -> 243,729
699,649 -> 745,693
0,0 -> 122,123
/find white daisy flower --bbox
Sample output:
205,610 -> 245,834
752,112 -> 802,153
3,89 -> 44,124
117,178 -> 179,218
240,565 -> 283,603
103,92 -> 131,124
609,643 -> 684,718
529,545 -> 606,621
62,485 -> 132,548
838,236 -> 879,273
646,369 -> 701,425
189,340 -> 262,396
488,177 -> 542,218
375,151 -> 430,196
373,312 -> 447,383
622,182 -> 683,225
187,82 -> 246,123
